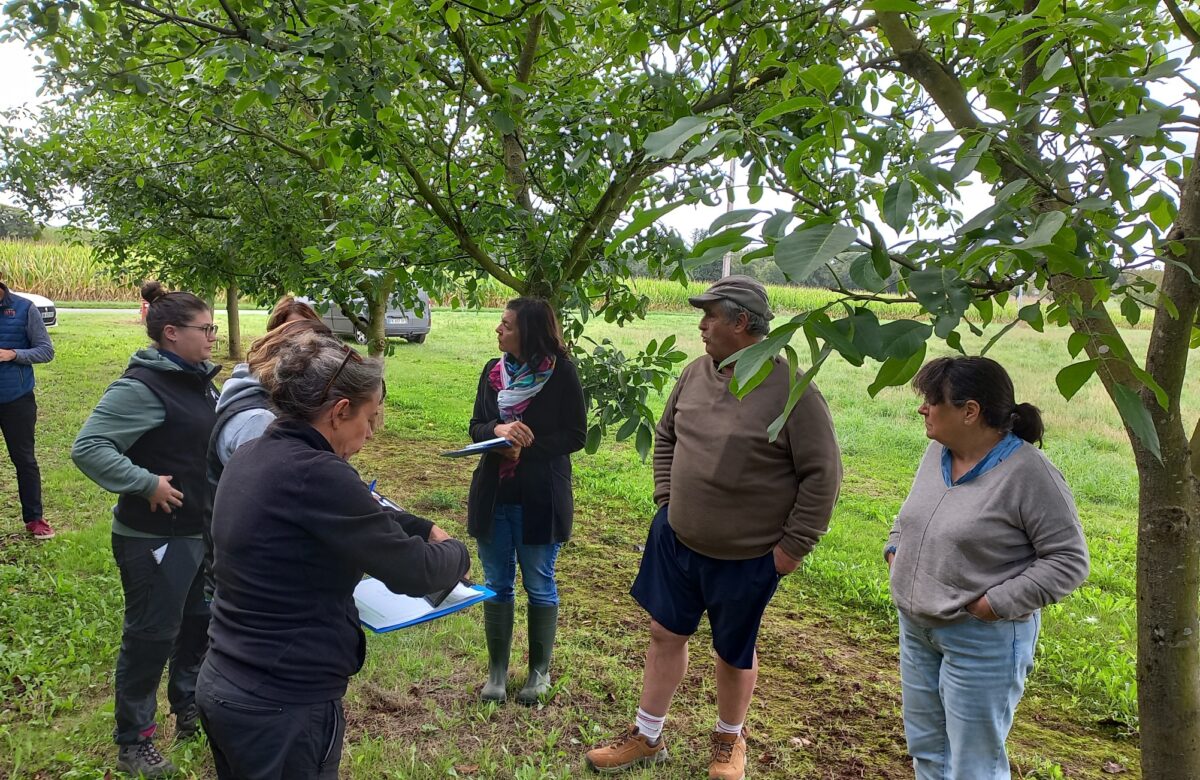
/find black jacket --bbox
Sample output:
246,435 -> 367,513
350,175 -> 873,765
466,356 -> 587,545
116,364 -> 219,536
207,420 -> 470,703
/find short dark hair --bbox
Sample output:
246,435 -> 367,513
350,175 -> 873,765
912,356 -> 1044,445
506,297 -> 567,366
140,281 -> 210,344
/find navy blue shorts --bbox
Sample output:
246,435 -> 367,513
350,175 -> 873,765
630,504 -> 780,669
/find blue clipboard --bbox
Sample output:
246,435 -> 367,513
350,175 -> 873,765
354,578 -> 496,633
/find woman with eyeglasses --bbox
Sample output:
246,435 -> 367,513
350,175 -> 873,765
468,297 -> 587,705
198,330 -> 469,780
72,281 -> 222,778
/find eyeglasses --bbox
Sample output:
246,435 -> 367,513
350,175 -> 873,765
176,323 -> 219,337
320,345 -> 363,405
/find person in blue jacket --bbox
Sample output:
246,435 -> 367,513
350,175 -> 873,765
0,277 -> 55,539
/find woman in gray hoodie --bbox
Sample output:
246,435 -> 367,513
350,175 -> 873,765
885,356 -> 1089,780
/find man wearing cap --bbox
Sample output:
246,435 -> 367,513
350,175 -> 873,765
585,275 -> 842,779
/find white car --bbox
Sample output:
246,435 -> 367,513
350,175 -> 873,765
11,290 -> 57,328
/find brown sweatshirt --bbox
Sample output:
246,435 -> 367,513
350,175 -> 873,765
654,356 -> 842,561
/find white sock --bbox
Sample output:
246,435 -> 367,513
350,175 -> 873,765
635,708 -> 666,742
715,718 -> 743,736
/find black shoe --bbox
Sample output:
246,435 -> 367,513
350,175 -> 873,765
175,703 -> 201,741
117,739 -> 178,777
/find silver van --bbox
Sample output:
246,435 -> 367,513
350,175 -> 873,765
311,291 -> 432,344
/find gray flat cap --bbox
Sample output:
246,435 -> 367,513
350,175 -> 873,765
687,274 -> 774,321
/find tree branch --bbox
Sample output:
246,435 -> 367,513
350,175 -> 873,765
392,146 -> 525,292
1163,0 -> 1200,46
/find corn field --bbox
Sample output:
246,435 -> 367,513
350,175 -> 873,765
446,275 -> 1030,325
8,238 -> 1149,331
0,240 -> 136,301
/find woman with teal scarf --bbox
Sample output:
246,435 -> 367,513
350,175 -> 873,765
466,297 -> 587,705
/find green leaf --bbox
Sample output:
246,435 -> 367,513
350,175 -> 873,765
1120,296 -> 1141,326
798,64 -> 843,97
879,319 -> 932,359
1092,111 -> 1162,138
681,129 -> 738,164
1128,364 -> 1170,411
643,115 -> 713,159
585,424 -> 602,454
691,224 -> 754,256
917,129 -> 957,152
774,224 -> 858,282
868,344 -> 927,397
766,345 -> 830,441
1067,331 -> 1090,358
882,180 -> 914,232
849,252 -> 887,291
709,208 -> 761,233
635,423 -> 653,462
606,201 -> 684,255
752,96 -> 823,126
233,91 -> 258,115
1055,359 -> 1099,400
909,268 -> 972,336
950,135 -> 991,182
445,5 -> 462,31
1018,303 -> 1044,332
864,0 -> 923,10
727,322 -> 802,397
490,109 -> 516,134
1015,211 -> 1066,250
1112,383 -> 1162,462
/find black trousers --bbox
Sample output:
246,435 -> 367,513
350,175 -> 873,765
111,533 -> 209,744
196,662 -> 344,780
0,391 -> 42,522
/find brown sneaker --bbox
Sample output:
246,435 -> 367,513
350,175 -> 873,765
708,729 -> 747,780
584,725 -> 668,773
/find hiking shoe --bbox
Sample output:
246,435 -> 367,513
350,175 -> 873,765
708,729 -> 747,780
117,739 -> 178,778
584,725 -> 668,773
25,519 -> 54,539
175,703 -> 201,741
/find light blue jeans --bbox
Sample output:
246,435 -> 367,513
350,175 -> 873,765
898,610 -> 1040,780
476,504 -> 561,606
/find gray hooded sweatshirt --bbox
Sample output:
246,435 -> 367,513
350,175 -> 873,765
212,363 -> 275,467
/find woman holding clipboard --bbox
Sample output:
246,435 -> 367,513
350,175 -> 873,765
467,297 -> 587,704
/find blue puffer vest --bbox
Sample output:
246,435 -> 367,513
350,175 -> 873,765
0,289 -> 34,404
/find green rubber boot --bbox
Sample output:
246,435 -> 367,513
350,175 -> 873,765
481,601 -> 514,703
517,604 -> 558,705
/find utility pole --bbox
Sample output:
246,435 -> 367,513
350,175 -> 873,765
721,159 -> 735,278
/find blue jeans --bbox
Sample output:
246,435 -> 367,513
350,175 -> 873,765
898,610 -> 1040,780
476,504 -> 561,606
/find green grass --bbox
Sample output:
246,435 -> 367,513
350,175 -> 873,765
1,307 -> 1178,778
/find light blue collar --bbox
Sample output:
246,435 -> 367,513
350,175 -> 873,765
942,432 -> 1024,487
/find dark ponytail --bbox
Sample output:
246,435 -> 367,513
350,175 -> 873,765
912,356 -> 1044,447
140,281 -> 210,344
1011,402 -> 1044,446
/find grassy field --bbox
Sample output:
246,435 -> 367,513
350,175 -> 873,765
2,307 -> 1186,779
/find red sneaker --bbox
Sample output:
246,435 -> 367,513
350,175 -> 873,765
25,519 -> 55,539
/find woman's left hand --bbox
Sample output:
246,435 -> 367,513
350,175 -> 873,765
967,594 -> 1001,622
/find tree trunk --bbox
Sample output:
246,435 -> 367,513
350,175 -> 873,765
225,281 -> 242,362
364,287 -> 389,359
1136,446 -> 1200,778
